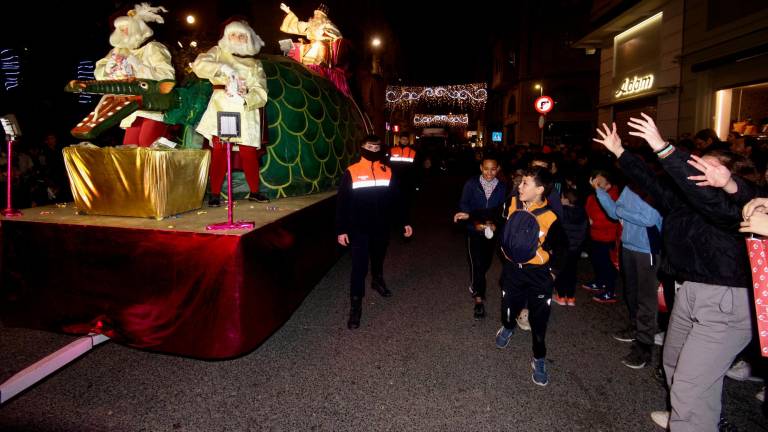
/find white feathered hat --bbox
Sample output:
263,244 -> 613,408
114,3 -> 168,42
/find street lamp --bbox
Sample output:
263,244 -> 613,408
186,15 -> 195,25
534,83 -> 543,97
371,37 -> 382,48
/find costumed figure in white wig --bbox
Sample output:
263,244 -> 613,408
95,3 -> 175,146
191,19 -> 270,205
279,3 -> 342,66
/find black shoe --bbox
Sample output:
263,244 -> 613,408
622,343 -> 651,369
612,327 -> 636,343
371,277 -> 392,297
248,193 -> 270,203
473,303 -> 486,320
718,415 -> 739,432
208,196 -> 221,207
347,297 -> 362,330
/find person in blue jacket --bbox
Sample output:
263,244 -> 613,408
453,153 -> 508,320
594,176 -> 663,369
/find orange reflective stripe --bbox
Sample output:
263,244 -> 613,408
390,146 -> 415,163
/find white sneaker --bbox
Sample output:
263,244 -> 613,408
516,309 -> 531,331
726,360 -> 764,382
650,410 -> 669,429
654,331 -> 665,346
758,387 -> 766,402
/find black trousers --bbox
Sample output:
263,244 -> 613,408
467,234 -> 496,300
621,248 -> 659,345
500,263 -> 554,359
350,230 -> 389,298
591,240 -> 617,293
555,250 -> 581,298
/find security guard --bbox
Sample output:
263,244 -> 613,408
336,135 -> 413,330
389,135 -> 419,215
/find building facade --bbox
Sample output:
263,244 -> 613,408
576,0 -> 768,144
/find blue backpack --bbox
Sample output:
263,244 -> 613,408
501,197 -> 551,263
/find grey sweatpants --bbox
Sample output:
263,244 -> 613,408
663,281 -> 753,432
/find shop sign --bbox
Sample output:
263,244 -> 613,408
614,74 -> 655,99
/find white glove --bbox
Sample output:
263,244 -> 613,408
226,78 -> 240,97
124,55 -> 142,75
219,64 -> 235,78
484,226 -> 494,239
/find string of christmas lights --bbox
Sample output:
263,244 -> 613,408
386,83 -> 487,111
76,60 -> 96,104
1,49 -> 21,91
413,114 -> 469,127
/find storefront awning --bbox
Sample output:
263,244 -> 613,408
573,0 -> 668,49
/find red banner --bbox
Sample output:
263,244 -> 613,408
747,238 -> 768,357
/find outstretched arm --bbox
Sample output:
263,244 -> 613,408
627,113 -> 742,229
593,122 -> 674,213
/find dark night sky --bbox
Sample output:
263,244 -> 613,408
3,0 -> 516,83
0,1 -> 542,135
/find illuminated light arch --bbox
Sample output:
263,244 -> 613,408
386,83 -> 487,111
413,114 -> 469,128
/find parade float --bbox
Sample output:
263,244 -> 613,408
1,3 -> 369,372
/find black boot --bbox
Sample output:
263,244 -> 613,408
348,296 -> 362,330
371,277 -> 392,297
248,192 -> 270,203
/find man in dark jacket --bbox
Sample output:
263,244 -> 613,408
336,135 -> 413,330
595,118 -> 752,432
453,153 -> 507,319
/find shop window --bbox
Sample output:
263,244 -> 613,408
714,82 -> 768,140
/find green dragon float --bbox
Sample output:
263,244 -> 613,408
66,54 -> 368,199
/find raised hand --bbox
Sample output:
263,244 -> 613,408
687,154 -> 733,189
593,122 -> 624,157
627,112 -> 666,151
403,225 -> 413,238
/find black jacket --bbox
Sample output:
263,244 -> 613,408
458,176 -> 508,237
335,159 -> 407,234
618,149 -> 750,288
561,205 -> 588,253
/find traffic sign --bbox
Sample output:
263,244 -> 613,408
534,96 -> 554,114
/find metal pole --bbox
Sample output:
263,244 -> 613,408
540,87 -> 544,147
5,139 -> 11,210
226,141 -> 233,225
3,138 -> 21,217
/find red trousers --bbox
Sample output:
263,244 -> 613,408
123,117 -> 169,147
209,136 -> 261,195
